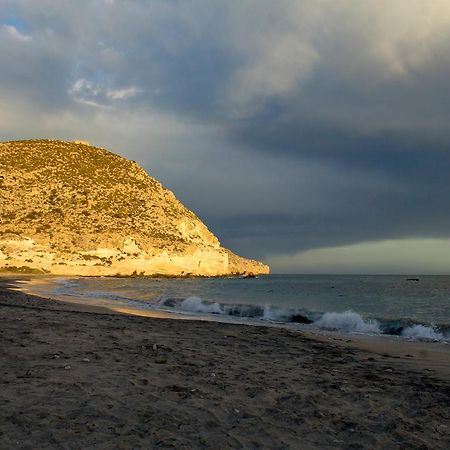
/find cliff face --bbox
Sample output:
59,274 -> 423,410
0,140 -> 269,276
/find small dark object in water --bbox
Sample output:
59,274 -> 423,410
406,278 -> 419,281
291,314 -> 313,324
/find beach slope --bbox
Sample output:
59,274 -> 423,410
1,285 -> 449,449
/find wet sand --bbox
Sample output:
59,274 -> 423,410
0,278 -> 449,449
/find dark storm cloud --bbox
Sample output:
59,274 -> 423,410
0,26 -> 71,109
231,120 -> 450,183
215,185 -> 450,260
216,41 -> 450,258
2,0 -> 450,269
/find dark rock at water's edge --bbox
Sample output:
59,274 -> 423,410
382,326 -> 404,336
291,314 -> 313,324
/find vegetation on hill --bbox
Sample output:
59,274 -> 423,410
0,139 -> 269,276
0,139 -> 216,251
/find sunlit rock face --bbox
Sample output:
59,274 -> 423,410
0,140 -> 269,276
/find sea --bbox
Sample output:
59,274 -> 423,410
35,274 -> 450,342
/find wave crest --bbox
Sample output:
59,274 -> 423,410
128,295 -> 450,342
180,296 -> 223,314
314,311 -> 381,333
401,324 -> 446,341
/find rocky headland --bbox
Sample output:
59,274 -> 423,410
0,139 -> 269,276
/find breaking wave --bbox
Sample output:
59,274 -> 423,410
401,324 -> 446,341
180,296 -> 222,314
49,279 -> 450,343
154,296 -> 450,342
311,310 -> 450,341
313,311 -> 381,333
156,295 -> 312,323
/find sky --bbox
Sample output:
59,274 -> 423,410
2,0 -> 450,274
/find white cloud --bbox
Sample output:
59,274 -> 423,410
106,86 -> 140,101
222,0 -> 450,116
69,78 -> 100,97
1,24 -> 32,42
68,78 -> 139,108
323,0 -> 450,81
227,35 -> 319,117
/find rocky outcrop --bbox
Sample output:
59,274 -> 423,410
226,250 -> 269,276
0,139 -> 269,276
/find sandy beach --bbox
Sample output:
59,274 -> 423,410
1,278 -> 449,449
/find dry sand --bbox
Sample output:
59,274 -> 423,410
0,278 -> 449,449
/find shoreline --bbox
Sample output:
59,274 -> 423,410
5,274 -> 450,379
1,276 -> 450,448
11,275 -> 450,377
6,274 -> 226,322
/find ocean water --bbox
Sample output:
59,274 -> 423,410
45,275 -> 450,342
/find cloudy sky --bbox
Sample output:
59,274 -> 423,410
2,0 -> 450,273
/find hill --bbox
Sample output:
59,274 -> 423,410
0,139 -> 269,276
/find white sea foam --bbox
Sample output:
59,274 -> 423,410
180,296 -> 223,314
314,310 -> 381,333
401,324 -> 446,341
263,306 -> 293,322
